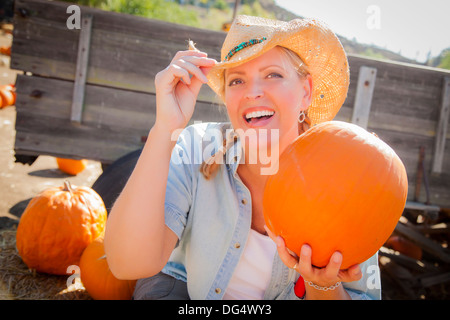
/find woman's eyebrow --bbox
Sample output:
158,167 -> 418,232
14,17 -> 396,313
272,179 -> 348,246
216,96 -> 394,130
226,70 -> 245,77
260,64 -> 285,72
227,64 -> 285,77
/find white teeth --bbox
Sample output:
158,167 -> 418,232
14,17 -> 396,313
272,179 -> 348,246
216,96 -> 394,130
245,110 -> 275,120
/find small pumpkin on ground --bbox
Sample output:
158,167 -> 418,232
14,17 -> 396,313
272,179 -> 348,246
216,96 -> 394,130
0,84 -> 15,108
16,181 -> 107,275
0,46 -> 11,56
385,235 -> 422,260
263,121 -> 408,269
80,237 -> 136,300
56,157 -> 88,175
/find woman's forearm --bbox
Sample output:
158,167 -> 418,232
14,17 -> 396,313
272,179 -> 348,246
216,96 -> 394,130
104,122 -> 179,280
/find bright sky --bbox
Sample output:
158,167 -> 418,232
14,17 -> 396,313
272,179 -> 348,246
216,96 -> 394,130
275,0 -> 450,62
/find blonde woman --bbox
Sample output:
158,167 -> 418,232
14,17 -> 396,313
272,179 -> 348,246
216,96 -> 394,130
105,15 -> 381,300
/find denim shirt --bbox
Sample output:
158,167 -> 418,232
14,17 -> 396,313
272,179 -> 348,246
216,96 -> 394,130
161,122 -> 381,300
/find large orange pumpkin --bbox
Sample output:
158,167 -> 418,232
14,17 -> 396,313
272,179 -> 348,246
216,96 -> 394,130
56,157 -> 88,175
263,121 -> 408,269
16,181 -> 107,275
80,237 -> 137,300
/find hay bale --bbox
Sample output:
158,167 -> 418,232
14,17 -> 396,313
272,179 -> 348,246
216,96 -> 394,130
0,228 -> 92,300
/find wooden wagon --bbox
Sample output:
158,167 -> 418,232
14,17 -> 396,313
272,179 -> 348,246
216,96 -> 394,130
9,0 -> 450,298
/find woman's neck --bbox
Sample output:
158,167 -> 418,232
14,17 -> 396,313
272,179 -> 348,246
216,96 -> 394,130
237,162 -> 268,188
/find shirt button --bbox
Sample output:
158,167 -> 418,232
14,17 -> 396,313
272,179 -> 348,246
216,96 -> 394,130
241,198 -> 247,205
234,242 -> 241,249
215,288 -> 221,294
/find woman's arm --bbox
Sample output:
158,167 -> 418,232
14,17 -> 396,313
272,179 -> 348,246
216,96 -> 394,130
104,124 -> 179,280
104,50 -> 216,280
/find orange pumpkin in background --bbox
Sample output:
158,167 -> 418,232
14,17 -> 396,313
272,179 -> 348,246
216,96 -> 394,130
56,157 -> 88,175
16,181 -> 107,275
385,235 -> 422,260
0,46 -> 11,56
0,84 -> 15,108
80,237 -> 136,300
263,121 -> 408,269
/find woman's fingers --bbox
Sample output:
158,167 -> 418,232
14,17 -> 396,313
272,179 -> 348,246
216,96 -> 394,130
277,238 -> 299,269
172,58 -> 209,83
298,244 -> 313,276
264,226 -> 298,269
171,56 -> 216,92
338,264 -> 362,282
264,225 -> 276,241
171,49 -> 208,62
323,251 -> 343,281
263,225 -> 365,291
154,49 -> 216,131
156,54 -> 216,94
167,63 -> 192,85
263,226 -> 361,286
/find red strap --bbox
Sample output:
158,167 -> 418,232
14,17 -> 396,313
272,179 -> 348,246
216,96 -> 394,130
294,275 -> 306,298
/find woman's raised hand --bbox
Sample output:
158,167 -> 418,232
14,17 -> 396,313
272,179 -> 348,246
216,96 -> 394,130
154,49 -> 217,133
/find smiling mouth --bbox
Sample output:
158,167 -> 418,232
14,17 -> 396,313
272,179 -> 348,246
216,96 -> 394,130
244,110 -> 275,124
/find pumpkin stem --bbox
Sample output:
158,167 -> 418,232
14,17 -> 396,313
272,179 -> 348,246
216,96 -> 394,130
63,180 -> 73,195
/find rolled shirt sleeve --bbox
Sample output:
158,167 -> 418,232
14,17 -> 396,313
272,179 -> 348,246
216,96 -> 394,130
163,126 -> 196,240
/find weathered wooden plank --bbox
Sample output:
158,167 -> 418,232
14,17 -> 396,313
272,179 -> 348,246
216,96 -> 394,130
395,222 -> 450,264
14,74 -> 228,163
351,66 -> 377,129
343,55 -> 447,121
364,128 -> 450,205
379,246 -> 440,272
432,77 -> 450,173
380,260 -> 417,299
15,113 -> 141,162
405,201 -> 441,213
10,0 -> 224,102
71,14 -> 93,123
15,74 -> 227,125
414,222 -> 450,236
419,271 -> 450,288
336,56 -> 449,149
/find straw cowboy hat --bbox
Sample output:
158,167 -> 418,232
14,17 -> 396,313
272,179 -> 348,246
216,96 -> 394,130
207,15 -> 350,126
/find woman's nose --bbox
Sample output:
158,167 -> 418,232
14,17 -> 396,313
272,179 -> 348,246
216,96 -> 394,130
244,79 -> 264,100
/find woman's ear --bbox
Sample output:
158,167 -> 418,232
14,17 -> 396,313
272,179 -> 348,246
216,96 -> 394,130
302,74 -> 313,107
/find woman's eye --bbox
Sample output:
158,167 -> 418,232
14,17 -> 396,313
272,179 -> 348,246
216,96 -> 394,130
228,78 -> 243,86
267,73 -> 282,79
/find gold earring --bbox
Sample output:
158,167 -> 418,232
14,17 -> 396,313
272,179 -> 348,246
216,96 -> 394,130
298,111 -> 306,124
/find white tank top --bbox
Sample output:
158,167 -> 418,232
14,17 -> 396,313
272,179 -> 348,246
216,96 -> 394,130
223,229 -> 277,300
